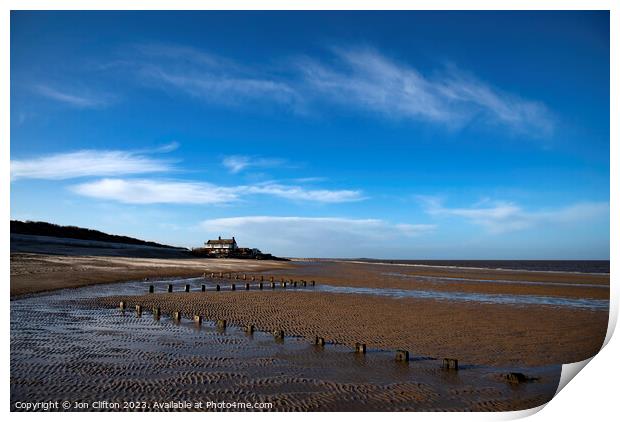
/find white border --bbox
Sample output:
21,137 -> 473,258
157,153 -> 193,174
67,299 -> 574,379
3,2 -> 617,421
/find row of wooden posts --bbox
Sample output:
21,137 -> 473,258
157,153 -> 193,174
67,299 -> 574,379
119,300 -> 458,370
147,277 -> 316,294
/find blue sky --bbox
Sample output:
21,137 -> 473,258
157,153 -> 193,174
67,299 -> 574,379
10,11 -> 610,259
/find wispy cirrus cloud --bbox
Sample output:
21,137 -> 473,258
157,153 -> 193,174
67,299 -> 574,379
70,178 -> 364,204
117,43 -> 553,136
421,197 -> 608,233
200,216 -> 435,257
11,149 -> 174,181
299,48 -> 554,136
33,84 -> 114,109
222,155 -> 285,174
131,43 -> 300,109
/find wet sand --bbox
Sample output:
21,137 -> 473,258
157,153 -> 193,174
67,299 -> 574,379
95,287 -> 606,367
12,279 -> 563,412
10,253 -> 290,297
265,260 -> 610,300
10,243 -> 609,411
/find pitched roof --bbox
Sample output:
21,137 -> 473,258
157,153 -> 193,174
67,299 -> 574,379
206,238 -> 236,245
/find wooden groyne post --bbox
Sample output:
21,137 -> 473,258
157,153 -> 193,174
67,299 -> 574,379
119,301 -> 126,310
442,358 -> 459,370
149,285 -> 154,294
315,336 -> 326,347
259,282 -> 263,290
231,283 -> 236,291
173,311 -> 181,321
152,307 -> 161,320
193,315 -> 202,325
355,343 -> 366,354
216,284 -> 221,291
135,305 -> 142,316
201,284 -> 206,292
167,284 -> 173,293
217,319 -> 227,330
395,350 -> 410,362
184,284 -> 190,292
245,283 -> 250,290
273,330 -> 285,340
244,324 -> 255,334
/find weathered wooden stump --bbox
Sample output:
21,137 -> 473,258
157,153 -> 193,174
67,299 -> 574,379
231,283 -> 236,291
293,281 -> 297,287
260,275 -> 264,282
270,276 -> 274,282
201,284 -> 206,292
243,274 -> 247,280
167,284 -> 173,293
217,319 -> 227,329
251,275 -> 256,281
395,350 -> 410,362
235,274 -> 239,280
119,301 -> 126,310
216,284 -> 221,291
259,282 -> 263,290
185,284 -> 190,292
173,311 -> 181,321
302,280 -> 307,287
315,336 -> 326,346
210,272 -> 215,278
506,372 -> 530,384
135,305 -> 142,316
355,343 -> 366,354
152,307 -> 161,320
442,358 -> 459,370
244,324 -> 255,334
193,315 -> 202,325
271,282 -> 276,289
311,280 -> 316,286
281,281 -> 287,288
273,330 -> 285,340
148,285 -> 154,294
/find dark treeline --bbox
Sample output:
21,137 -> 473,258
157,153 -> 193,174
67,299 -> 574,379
11,220 -> 183,250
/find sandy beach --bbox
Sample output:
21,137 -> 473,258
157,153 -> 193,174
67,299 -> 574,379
94,286 -> 606,367
10,236 -> 610,411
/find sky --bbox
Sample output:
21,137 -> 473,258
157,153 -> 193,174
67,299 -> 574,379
10,11 -> 610,259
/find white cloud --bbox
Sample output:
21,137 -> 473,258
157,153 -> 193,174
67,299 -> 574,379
132,43 -> 300,108
299,48 -> 554,135
33,84 -> 113,108
122,43 -> 553,136
11,150 -> 173,181
221,155 -> 284,174
199,216 -> 435,257
423,197 -> 608,233
243,183 -> 364,203
71,178 -> 238,205
69,179 -> 365,204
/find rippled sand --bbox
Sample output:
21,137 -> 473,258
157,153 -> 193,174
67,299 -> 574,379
12,283 -> 561,411
95,283 -> 606,367
11,255 -> 609,411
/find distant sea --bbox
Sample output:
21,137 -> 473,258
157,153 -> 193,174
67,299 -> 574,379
342,259 -> 610,274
